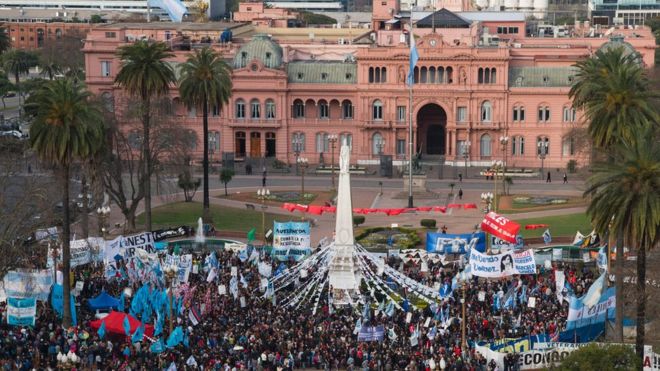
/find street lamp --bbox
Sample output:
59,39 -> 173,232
499,136 -> 509,191
462,140 -> 471,179
480,192 -> 494,213
293,137 -> 302,175
257,188 -> 270,243
297,157 -> 309,201
96,206 -> 111,237
491,160 -> 503,213
461,285 -> 467,352
57,351 -> 80,369
328,134 -> 338,190
163,264 -> 179,335
538,140 -> 549,180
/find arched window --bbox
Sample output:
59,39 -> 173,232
446,67 -> 453,83
429,67 -> 436,83
293,99 -> 304,118
316,132 -> 329,153
209,131 -> 220,153
55,29 -> 62,39
372,100 -> 383,120
235,99 -> 245,119
480,134 -> 491,157
340,133 -> 353,150
563,106 -> 576,122
519,136 -> 525,155
537,137 -> 550,155
512,136 -> 517,156
342,100 -> 353,119
485,68 -> 491,84
372,132 -> 384,155
186,130 -> 198,151
369,67 -> 374,83
265,99 -> 276,119
437,67 -> 444,83
381,67 -> 387,83
375,67 -> 381,83
414,66 -> 419,84
292,132 -> 305,152
562,137 -> 575,156
491,68 -> 497,84
420,67 -> 427,83
250,99 -> 260,119
511,136 -> 524,156
101,92 -> 114,112
318,100 -> 329,119
481,101 -> 492,122
478,67 -> 483,84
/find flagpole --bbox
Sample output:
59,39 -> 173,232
408,8 -> 414,209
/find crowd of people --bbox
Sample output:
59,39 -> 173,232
0,243 -> 599,371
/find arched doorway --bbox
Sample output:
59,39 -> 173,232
416,103 -> 447,155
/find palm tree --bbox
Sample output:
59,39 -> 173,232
39,60 -> 62,80
178,47 -> 232,221
0,27 -> 10,55
570,46 -> 659,344
2,49 -> 37,107
28,79 -> 104,327
584,127 -> 660,362
115,40 -> 175,231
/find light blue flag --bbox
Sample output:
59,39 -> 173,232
493,295 -> 501,311
439,283 -> 452,299
123,315 -> 131,336
154,312 -> 164,337
353,318 -> 362,335
407,26 -> 419,86
597,246 -> 608,271
131,324 -> 144,343
183,330 -> 190,348
166,326 -> 184,348
362,301 -> 371,321
519,285 -> 528,304
543,229 -> 552,245
97,320 -> 106,339
385,301 -> 395,317
239,249 -> 248,262
427,326 -> 437,340
582,272 -> 606,308
150,339 -> 165,353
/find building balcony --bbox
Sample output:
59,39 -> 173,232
362,120 -> 393,128
227,118 -> 282,128
290,118 -> 355,127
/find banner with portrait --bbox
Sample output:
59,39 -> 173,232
3,269 -> 53,300
426,232 -> 486,254
469,249 -> 537,278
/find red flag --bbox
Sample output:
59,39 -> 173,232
294,204 -> 308,212
463,203 -> 478,209
447,204 -> 462,209
524,224 -> 549,230
282,203 -> 296,212
416,206 -> 432,212
433,206 -> 447,213
387,208 -> 405,216
307,205 -> 324,215
321,205 -> 336,213
353,208 -> 365,214
480,212 -> 520,243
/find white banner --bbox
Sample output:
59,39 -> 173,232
490,235 -> 524,253
164,254 -> 193,283
273,222 -> 310,250
469,249 -> 537,278
556,270 -> 566,303
104,232 -> 156,261
3,269 -> 53,300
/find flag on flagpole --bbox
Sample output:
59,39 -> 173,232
97,320 -> 106,339
543,229 -> 552,245
188,307 -> 201,326
247,228 -> 256,242
406,26 -> 419,86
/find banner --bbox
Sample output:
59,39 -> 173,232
273,222 -> 310,250
35,227 -> 59,241
104,232 -> 156,261
164,254 -> 193,283
7,297 -> 36,326
152,226 -> 192,242
271,247 -> 311,262
469,249 -> 537,278
50,284 -> 77,326
566,286 -> 615,330
481,212 -> 521,243
490,235 -> 524,253
357,325 -> 385,342
518,348 -> 574,370
3,269 -> 53,301
426,232 -> 486,254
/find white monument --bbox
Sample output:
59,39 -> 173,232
328,145 -> 362,304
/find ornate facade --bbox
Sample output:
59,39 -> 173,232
83,8 -> 656,170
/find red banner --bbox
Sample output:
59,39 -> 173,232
480,212 -> 521,243
524,224 -> 549,230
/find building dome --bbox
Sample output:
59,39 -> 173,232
233,34 -> 283,69
598,35 -> 642,65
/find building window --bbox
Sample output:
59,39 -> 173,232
513,106 -> 525,122
512,136 -> 524,156
480,134 -> 491,157
563,106 -> 576,122
316,132 -> 329,153
562,137 -> 575,156
212,105 -> 220,117
372,132 -> 384,155
292,132 -> 305,152
481,101 -> 492,122
537,137 -> 550,155
340,133 -> 353,150
101,61 -> 111,77
186,130 -> 198,151
396,139 -> 406,156
478,67 -> 496,84
342,101 -> 353,119
373,100 -> 383,120
209,131 -> 220,152
318,101 -> 329,119
236,99 -> 245,119
397,106 -> 406,122
538,106 -> 550,122
265,99 -> 276,119
105,32 -> 116,38
368,67 -> 387,83
250,99 -> 260,119
457,106 -> 467,122
293,99 -> 304,118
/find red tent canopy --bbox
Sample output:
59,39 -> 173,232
89,311 -> 154,337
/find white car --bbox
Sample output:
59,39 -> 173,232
0,130 -> 27,139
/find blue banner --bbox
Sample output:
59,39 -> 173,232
51,284 -> 77,326
273,221 -> 311,261
357,325 -> 385,342
426,232 -> 486,254
7,297 -> 36,326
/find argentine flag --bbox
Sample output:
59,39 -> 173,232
407,26 -> 419,86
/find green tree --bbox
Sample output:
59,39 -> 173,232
39,59 -> 62,80
178,47 -> 232,221
90,14 -> 104,23
0,74 -> 14,109
28,79 -> 104,327
2,49 -> 38,107
219,168 -> 234,196
570,46 -> 659,345
550,343 -> 640,371
178,170 -> 201,202
584,128 -> 660,361
0,27 -> 9,55
115,40 -> 175,231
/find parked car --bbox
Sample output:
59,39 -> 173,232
0,130 -> 27,139
3,91 -> 16,98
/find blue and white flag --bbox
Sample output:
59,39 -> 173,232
543,229 -> 552,245
362,301 -> 371,321
131,324 -> 145,343
519,285 -> 528,304
238,249 -> 249,262
597,246 -> 608,271
388,327 -> 398,341
493,294 -> 501,311
229,276 -> 239,299
439,283 -> 452,299
427,326 -> 437,340
582,273 -> 606,308
407,26 -> 419,86
353,318 -> 362,335
385,301 -> 395,317
97,320 -> 106,339
6,297 -> 36,326
166,326 -> 184,348
3,269 -> 53,300
566,286 -> 615,330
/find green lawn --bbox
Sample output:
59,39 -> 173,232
516,213 -> 592,238
137,202 -> 300,234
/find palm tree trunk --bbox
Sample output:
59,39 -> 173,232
142,95 -> 152,232
80,174 -> 89,239
614,232 -> 624,342
635,243 -> 646,364
202,99 -> 211,223
61,164 -> 72,328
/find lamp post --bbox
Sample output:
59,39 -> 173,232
163,264 -> 179,335
461,284 -> 467,351
57,351 -> 80,370
538,141 -> 548,180
499,136 -> 509,193
491,160 -> 503,212
328,134 -> 338,190
257,188 -> 270,243
462,140 -> 471,179
297,157 -> 309,200
96,206 -> 111,237
480,192 -> 494,214
293,137 -> 302,175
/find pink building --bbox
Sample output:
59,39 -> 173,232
83,7 -> 656,171
233,2 -> 298,28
